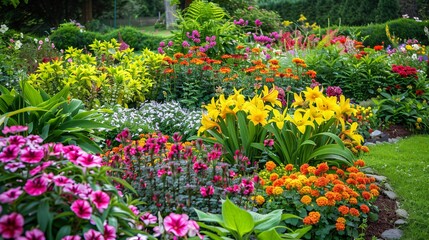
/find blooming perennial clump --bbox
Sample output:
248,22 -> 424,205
103,129 -> 259,216
254,160 -> 379,239
0,126 -> 151,239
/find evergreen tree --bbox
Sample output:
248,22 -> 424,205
376,0 -> 400,23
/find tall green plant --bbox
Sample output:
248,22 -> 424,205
0,81 -> 112,153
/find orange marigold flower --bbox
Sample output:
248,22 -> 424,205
163,56 -> 173,63
221,54 -> 232,59
346,166 -> 359,173
362,191 -> 372,200
325,191 -> 336,200
333,184 -> 345,193
354,159 -> 365,167
265,161 -> 276,171
255,195 -> 265,205
285,164 -> 294,171
316,196 -> 329,206
273,186 -> 284,195
259,68 -> 269,74
245,67 -> 256,73
212,59 -> 222,64
270,173 -> 279,182
174,53 -> 184,59
301,195 -> 312,205
265,77 -> 275,83
334,192 -> 343,201
335,219 -> 346,231
202,65 -> 213,71
273,178 -> 285,187
260,178 -> 266,186
286,179 -> 303,190
255,76 -> 263,81
252,47 -> 261,53
196,52 -> 207,57
349,208 -> 360,217
163,68 -> 174,74
369,183 -> 379,190
305,70 -> 317,78
266,186 -> 274,195
300,163 -> 310,174
346,178 -> 357,185
315,177 -> 330,187
299,186 -> 312,195
349,197 -> 358,205
190,58 -> 205,65
357,184 -> 367,190
342,191 -> 350,199
338,205 -> 350,215
236,45 -> 245,50
292,57 -> 305,64
360,204 -> 370,213
317,162 -> 329,173
370,189 -> 380,197
219,66 -> 231,74
180,60 -> 189,66
306,211 -> 321,225
311,189 -> 320,197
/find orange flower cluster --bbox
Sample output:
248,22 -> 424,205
335,217 -> 346,231
303,211 -> 321,225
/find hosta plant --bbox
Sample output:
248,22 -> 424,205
195,198 -> 311,240
0,127 -> 150,239
253,160 -> 379,239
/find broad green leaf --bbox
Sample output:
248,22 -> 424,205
222,198 -> 254,237
111,176 -> 137,194
21,81 -> 43,106
55,225 -> 71,240
195,208 -> 224,224
37,200 -> 51,232
0,106 -> 47,126
257,228 -> 283,240
92,215 -> 105,233
250,209 -> 282,232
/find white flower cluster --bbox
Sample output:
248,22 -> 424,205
0,24 -> 8,34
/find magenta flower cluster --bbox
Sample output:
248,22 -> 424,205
0,126 -> 142,239
233,18 -> 249,26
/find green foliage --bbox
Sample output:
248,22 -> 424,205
232,5 -> 282,34
171,0 -> 243,57
195,198 -> 311,239
0,81 -> 112,153
49,22 -> 168,51
27,39 -> 163,109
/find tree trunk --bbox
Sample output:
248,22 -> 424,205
82,0 -> 93,23
164,0 -> 177,30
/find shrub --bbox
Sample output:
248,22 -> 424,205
102,26 -> 167,51
254,161 -> 379,239
49,22 -> 101,51
232,6 -> 282,34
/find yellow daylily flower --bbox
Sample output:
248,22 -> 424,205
218,94 -> 235,118
286,110 -> 314,134
343,122 -> 364,145
315,95 -> 339,120
198,114 -> 220,135
269,108 -> 288,129
247,106 -> 269,126
261,85 -> 282,107
303,85 -> 323,103
205,97 -> 220,119
338,95 -> 357,116
308,105 -> 325,125
291,92 -> 305,108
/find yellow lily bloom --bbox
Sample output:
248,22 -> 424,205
269,109 -> 288,129
343,122 -> 364,145
286,110 -> 314,134
303,86 -> 323,103
261,85 -> 282,107
291,92 -> 305,108
315,95 -> 339,120
308,105 -> 325,125
338,95 -> 357,116
198,114 -> 220,135
205,97 -> 220,119
247,106 -> 269,126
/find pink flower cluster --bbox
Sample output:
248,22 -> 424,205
155,213 -> 202,239
233,18 -> 249,26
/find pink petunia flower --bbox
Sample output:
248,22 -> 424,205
83,229 -> 104,240
62,236 -> 82,240
76,153 -> 102,168
70,199 -> 92,220
90,191 -> 110,211
2,125 -> 28,135
7,135 -> 26,146
26,135 -> 43,144
0,187 -> 23,203
23,177 -> 48,196
140,212 -> 157,226
0,145 -> 20,163
20,147 -> 45,163
163,213 -> 189,237
30,161 -> 54,176
0,212 -> 24,239
53,175 -> 74,187
5,162 -> 25,172
129,205 -> 139,215
187,220 -> 203,239
103,224 -> 116,240
126,234 -> 148,240
17,228 -> 45,240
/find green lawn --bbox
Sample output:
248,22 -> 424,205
141,25 -> 173,38
364,135 -> 429,240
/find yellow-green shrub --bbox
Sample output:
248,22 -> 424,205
27,39 -> 165,108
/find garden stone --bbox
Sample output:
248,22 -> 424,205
370,130 -> 383,138
395,209 -> 409,219
384,183 -> 394,191
394,219 -> 407,225
366,174 -> 387,182
388,137 -> 401,143
364,142 -> 376,146
361,167 -> 376,174
383,190 -> 397,200
381,229 -> 403,240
